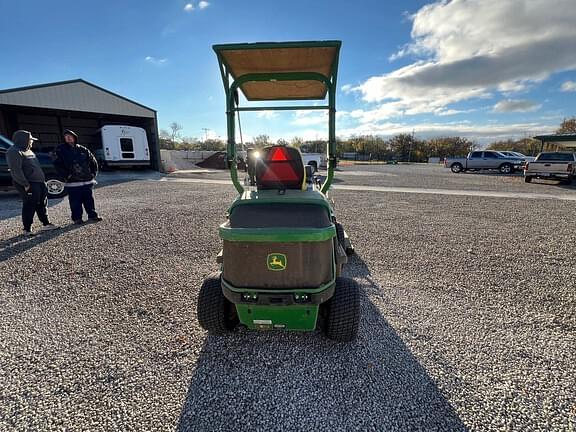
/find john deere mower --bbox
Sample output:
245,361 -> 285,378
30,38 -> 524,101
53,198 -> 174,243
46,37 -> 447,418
197,41 -> 359,342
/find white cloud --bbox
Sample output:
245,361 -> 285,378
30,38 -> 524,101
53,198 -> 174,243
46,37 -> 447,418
184,3 -> 194,12
145,56 -> 167,66
256,111 -> 278,120
199,1 -> 210,9
338,120 -> 555,144
356,0 -> 576,118
341,84 -> 353,93
492,99 -> 541,113
561,80 -> 576,92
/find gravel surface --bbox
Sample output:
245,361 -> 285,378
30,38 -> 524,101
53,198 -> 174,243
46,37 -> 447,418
0,175 -> 575,431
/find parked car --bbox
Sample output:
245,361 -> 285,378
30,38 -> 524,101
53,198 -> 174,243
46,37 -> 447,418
445,150 -> 523,174
0,134 -> 66,198
499,151 -> 536,163
524,152 -> 576,184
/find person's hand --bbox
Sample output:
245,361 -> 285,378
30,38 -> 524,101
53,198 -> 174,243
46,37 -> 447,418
25,185 -> 30,192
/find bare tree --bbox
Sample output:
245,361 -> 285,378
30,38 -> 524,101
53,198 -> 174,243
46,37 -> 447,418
169,122 -> 183,147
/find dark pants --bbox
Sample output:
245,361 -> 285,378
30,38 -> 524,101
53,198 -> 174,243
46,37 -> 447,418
67,184 -> 98,221
15,182 -> 50,231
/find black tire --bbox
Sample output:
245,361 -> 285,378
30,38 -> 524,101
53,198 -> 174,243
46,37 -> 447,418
524,176 -> 532,183
324,277 -> 360,342
335,222 -> 345,246
197,272 -> 238,334
499,163 -> 513,175
563,176 -> 573,185
450,163 -> 463,173
45,177 -> 67,199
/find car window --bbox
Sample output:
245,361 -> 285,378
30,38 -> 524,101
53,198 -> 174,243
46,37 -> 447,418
470,151 -> 482,158
483,152 -> 497,159
536,153 -> 574,161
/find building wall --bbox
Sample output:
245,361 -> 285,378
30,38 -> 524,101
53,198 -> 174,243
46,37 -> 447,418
0,81 -> 155,119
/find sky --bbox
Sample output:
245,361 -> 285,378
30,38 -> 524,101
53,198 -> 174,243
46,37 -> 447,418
1,0 -> 575,145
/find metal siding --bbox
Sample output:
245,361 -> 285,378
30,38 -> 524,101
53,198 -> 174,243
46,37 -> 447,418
0,82 -> 155,118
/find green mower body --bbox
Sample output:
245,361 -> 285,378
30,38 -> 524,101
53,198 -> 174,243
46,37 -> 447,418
197,40 -> 359,342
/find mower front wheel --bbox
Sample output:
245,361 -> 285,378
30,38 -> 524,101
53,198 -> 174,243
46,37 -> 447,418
197,273 -> 238,334
324,277 -> 360,342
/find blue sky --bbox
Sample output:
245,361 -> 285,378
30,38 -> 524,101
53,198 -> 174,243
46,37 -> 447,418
1,0 -> 575,144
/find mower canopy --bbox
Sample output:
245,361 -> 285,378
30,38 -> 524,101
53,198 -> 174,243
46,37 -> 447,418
213,40 -> 341,194
213,41 -> 340,101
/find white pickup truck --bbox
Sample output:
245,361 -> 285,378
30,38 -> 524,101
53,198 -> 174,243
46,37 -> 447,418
524,152 -> 576,184
301,153 -> 326,172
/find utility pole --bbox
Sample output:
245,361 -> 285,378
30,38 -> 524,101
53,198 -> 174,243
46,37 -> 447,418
201,128 -> 210,142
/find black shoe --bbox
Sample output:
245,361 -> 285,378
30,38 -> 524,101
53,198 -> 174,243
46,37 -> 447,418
88,216 -> 103,222
73,219 -> 84,225
23,229 -> 36,237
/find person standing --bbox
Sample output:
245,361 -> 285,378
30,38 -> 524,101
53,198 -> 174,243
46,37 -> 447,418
53,129 -> 102,224
6,130 -> 59,236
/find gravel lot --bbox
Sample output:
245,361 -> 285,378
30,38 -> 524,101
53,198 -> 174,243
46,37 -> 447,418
0,168 -> 575,431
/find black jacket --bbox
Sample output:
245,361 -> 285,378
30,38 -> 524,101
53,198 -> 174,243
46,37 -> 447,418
53,144 -> 98,183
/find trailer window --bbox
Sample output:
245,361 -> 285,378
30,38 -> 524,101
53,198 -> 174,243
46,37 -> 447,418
120,138 -> 135,159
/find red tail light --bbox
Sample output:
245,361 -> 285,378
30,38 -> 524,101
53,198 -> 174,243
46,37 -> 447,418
256,146 -> 304,188
524,162 -> 529,171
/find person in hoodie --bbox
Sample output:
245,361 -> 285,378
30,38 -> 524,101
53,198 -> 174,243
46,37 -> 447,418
6,130 -> 59,236
53,129 -> 102,224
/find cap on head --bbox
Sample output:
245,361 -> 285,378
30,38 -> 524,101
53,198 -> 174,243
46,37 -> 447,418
12,130 -> 38,148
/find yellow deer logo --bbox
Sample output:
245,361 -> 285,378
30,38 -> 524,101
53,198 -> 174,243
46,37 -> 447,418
267,253 -> 287,271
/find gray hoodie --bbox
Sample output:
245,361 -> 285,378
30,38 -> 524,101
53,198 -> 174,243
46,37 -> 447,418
6,131 -> 45,188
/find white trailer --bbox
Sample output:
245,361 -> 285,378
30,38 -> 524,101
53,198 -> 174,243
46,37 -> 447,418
95,125 -> 150,169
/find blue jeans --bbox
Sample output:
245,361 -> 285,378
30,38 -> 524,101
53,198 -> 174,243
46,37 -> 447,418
67,184 -> 98,221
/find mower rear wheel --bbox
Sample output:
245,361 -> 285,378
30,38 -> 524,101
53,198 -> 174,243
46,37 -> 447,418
324,277 -> 360,342
197,272 -> 238,334
335,222 -> 345,246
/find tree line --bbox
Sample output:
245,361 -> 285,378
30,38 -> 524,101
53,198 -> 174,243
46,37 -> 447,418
160,117 -> 576,161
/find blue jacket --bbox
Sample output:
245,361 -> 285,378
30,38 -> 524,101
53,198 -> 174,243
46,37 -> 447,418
53,144 -> 98,183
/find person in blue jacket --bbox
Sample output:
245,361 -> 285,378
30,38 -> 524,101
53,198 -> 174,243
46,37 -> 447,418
53,129 -> 103,224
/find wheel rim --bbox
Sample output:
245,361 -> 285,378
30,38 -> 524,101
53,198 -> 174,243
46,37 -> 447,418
452,164 -> 462,173
501,165 -> 511,174
46,179 -> 64,195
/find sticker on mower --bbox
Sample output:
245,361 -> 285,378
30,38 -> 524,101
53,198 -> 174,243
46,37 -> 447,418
253,319 -> 273,330
267,253 -> 287,271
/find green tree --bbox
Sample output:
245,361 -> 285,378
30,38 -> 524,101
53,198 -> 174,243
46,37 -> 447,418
290,137 -> 304,148
253,134 -> 271,148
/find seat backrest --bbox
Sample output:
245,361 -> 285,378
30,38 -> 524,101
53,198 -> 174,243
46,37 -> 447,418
255,145 -> 305,190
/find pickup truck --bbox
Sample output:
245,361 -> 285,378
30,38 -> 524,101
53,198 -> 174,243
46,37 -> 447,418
523,152 -> 576,184
0,134 -> 67,198
301,153 -> 326,172
445,150 -> 524,174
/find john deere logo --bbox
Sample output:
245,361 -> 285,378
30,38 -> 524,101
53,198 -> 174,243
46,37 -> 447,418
267,253 -> 287,271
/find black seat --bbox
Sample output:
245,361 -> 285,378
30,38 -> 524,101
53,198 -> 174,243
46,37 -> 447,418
255,145 -> 305,190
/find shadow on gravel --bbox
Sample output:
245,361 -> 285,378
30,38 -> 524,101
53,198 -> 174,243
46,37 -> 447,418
177,254 -> 467,431
0,223 -> 84,263
0,196 -> 64,221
